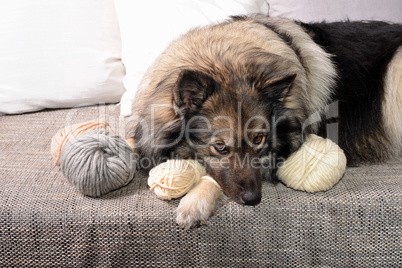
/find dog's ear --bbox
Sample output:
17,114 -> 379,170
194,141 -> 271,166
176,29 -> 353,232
258,72 -> 297,102
173,70 -> 218,114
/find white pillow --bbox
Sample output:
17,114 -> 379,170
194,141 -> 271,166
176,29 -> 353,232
267,0 -> 402,23
114,0 -> 269,116
0,0 -> 125,115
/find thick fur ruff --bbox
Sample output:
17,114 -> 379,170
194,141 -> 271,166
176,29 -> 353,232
127,15 -> 402,228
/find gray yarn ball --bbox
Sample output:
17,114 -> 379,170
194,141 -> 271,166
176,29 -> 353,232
60,129 -> 136,197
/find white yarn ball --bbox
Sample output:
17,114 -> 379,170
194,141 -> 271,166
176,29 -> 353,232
148,159 -> 207,200
277,134 -> 347,193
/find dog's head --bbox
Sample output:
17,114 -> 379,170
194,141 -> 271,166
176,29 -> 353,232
172,68 -> 298,205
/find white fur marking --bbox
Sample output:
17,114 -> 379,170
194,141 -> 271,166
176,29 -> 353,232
383,47 -> 402,156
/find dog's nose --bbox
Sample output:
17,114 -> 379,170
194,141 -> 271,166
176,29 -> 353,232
241,191 -> 261,206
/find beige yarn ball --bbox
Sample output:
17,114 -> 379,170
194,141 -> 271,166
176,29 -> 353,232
148,159 -> 207,200
277,134 -> 347,193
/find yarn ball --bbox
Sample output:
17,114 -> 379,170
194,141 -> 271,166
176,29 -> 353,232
60,129 -> 136,197
51,119 -> 114,166
277,134 -> 347,193
148,159 -> 208,200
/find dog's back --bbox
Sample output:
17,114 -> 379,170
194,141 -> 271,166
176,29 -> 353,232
301,21 -> 402,163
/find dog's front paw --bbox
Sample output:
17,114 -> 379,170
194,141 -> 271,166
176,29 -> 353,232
176,177 -> 222,230
176,197 -> 211,229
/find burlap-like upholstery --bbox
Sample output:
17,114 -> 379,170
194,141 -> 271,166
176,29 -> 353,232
1,105 -> 401,267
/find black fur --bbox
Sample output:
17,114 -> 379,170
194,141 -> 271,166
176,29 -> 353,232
301,21 -> 402,164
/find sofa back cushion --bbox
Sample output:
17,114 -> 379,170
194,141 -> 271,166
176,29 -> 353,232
0,0 -> 125,114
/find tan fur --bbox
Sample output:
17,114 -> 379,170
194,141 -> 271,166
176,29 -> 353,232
127,15 -> 337,138
383,46 -> 402,157
176,178 -> 222,230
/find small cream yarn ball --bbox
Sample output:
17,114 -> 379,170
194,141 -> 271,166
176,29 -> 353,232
277,134 -> 347,193
148,159 -> 207,200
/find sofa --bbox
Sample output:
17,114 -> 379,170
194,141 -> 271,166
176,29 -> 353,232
1,1 -> 401,267
1,104 -> 401,266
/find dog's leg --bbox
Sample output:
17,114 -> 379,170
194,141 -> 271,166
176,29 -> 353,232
176,177 -> 222,230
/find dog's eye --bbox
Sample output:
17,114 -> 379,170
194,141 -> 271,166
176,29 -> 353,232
213,142 -> 228,154
253,134 -> 265,145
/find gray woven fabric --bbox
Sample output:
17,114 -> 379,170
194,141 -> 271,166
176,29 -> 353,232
1,104 -> 401,267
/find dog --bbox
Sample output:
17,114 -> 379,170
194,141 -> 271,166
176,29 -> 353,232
125,15 -> 402,229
